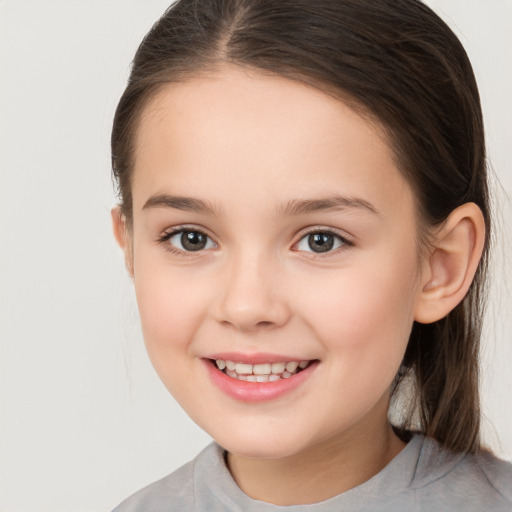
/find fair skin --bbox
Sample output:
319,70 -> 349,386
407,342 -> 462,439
113,65 -> 485,505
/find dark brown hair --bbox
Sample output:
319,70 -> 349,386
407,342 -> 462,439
112,0 -> 490,454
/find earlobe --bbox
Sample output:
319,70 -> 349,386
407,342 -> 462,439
111,206 -> 134,277
414,203 -> 486,324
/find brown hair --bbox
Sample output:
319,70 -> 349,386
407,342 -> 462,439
112,0 -> 490,454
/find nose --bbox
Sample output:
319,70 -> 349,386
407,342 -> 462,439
214,251 -> 291,333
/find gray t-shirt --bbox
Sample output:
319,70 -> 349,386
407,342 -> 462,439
113,434 -> 512,511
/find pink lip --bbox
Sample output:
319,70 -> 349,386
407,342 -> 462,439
203,358 -> 319,403
206,352 -> 308,364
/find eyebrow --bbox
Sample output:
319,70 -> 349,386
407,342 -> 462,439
280,195 -> 379,216
142,194 -> 221,215
142,193 -> 379,217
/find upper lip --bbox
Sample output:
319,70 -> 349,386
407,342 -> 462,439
204,352 -> 314,365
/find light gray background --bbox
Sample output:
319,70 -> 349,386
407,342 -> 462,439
0,1 -> 511,511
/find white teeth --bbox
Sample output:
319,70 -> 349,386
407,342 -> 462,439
271,362 -> 286,374
214,358 -> 312,382
285,361 -> 299,373
235,363 -> 253,375
253,363 -> 272,375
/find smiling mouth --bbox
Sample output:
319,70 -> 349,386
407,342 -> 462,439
211,359 -> 314,382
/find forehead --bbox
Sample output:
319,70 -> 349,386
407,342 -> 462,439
131,65 -> 414,219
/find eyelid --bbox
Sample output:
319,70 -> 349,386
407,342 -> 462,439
157,225 -> 218,255
293,227 -> 354,254
297,226 -> 354,242
155,224 -> 353,256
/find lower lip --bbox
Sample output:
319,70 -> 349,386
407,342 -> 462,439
203,359 -> 318,403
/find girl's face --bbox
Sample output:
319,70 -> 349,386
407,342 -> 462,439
125,66 -> 427,459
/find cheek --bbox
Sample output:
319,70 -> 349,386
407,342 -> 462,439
133,257 -> 208,358
132,261 -> 215,405
297,261 -> 418,427
297,252 -> 419,373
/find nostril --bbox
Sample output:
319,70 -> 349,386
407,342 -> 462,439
219,318 -> 282,332
256,321 -> 274,328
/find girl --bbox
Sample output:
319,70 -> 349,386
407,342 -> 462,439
110,0 -> 512,510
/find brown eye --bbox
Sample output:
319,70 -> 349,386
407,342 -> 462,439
168,230 -> 216,252
296,231 -> 347,254
181,231 -> 207,251
308,233 -> 334,252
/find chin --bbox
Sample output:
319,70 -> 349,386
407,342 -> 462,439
223,438 -> 301,460
207,423 -> 316,460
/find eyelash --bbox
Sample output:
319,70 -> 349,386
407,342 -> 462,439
156,227 -> 354,257
294,228 -> 353,257
157,226 -> 216,256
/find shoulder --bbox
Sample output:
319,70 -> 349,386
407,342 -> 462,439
410,436 -> 512,511
111,460 -> 195,512
468,448 -> 512,502
111,443 -> 219,512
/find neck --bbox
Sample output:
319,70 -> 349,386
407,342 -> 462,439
226,419 -> 405,506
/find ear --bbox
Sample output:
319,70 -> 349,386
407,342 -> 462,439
111,206 -> 134,277
414,202 -> 486,324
